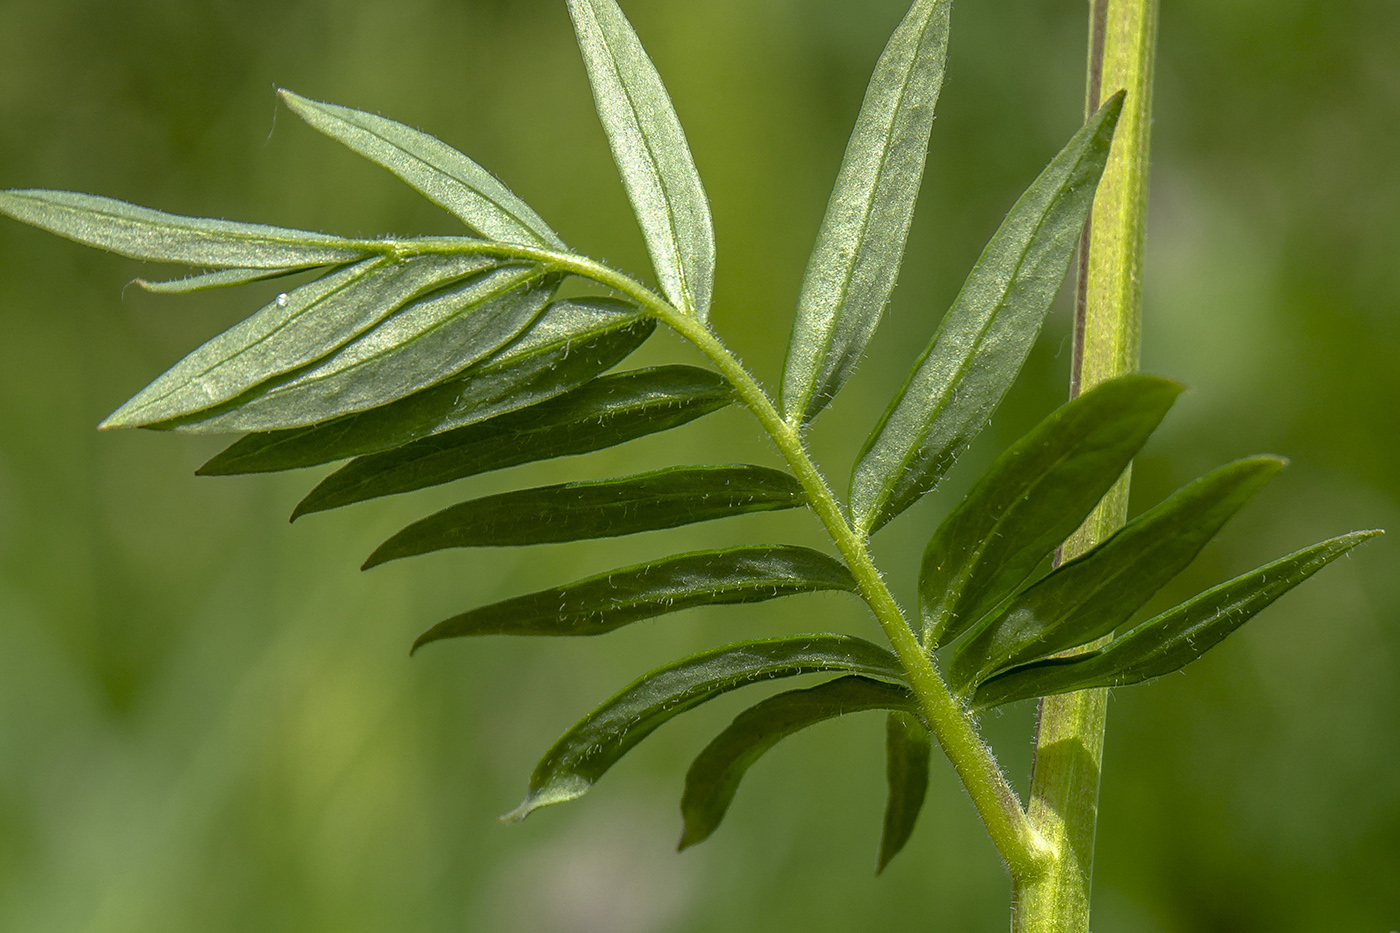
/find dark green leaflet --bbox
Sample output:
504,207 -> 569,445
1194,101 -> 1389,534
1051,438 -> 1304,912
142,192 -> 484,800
135,266 -> 325,294
364,466 -> 807,568
199,298 -> 653,475
782,0 -> 950,424
169,267 -> 560,432
920,375 -> 1182,648
879,710 -> 932,874
949,456 -> 1285,690
410,545 -> 858,651
567,0 -> 715,319
849,93 -> 1125,534
105,254 -> 498,429
279,91 -> 565,249
971,530 -> 1382,708
293,365 -> 733,518
679,676 -> 919,852
503,635 -> 905,821
0,189 -> 370,268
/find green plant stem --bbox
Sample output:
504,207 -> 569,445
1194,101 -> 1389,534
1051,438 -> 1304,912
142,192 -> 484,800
1012,1 -> 1157,930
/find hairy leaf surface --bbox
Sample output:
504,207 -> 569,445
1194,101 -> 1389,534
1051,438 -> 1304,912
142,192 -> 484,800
567,0 -> 714,318
200,298 -> 653,474
135,266 -> 321,294
0,189 -> 370,268
105,255 -> 498,429
879,710 -> 932,874
920,375 -> 1182,647
782,0 -> 950,423
366,466 -> 805,567
679,676 -> 919,852
950,456 -> 1284,689
850,93 -> 1125,533
972,530 -> 1381,707
170,267 -> 558,432
504,635 -> 905,820
294,365 -> 732,518
411,546 -> 858,651
279,91 -> 565,249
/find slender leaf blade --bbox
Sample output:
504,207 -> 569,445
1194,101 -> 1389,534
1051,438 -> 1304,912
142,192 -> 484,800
135,266 -> 322,294
173,267 -> 559,432
411,545 -> 858,651
972,530 -> 1382,707
366,466 -> 805,567
782,0 -> 950,423
878,710 -> 932,874
0,189 -> 369,267
567,0 -> 715,318
293,365 -> 732,517
950,456 -> 1285,689
920,374 -> 1183,647
104,254 -> 498,429
504,635 -> 905,820
850,92 -> 1126,533
279,90 -> 565,249
678,677 -> 919,852
199,298 -> 654,474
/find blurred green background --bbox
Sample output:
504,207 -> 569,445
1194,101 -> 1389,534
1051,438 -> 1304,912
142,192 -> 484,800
1,0 -> 1396,930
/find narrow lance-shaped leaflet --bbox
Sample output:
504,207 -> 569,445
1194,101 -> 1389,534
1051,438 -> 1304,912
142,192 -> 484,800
363,465 -> 807,568
505,635 -> 906,821
411,545 -> 857,650
782,0 -> 951,424
948,455 -> 1285,690
971,530 -> 1382,708
919,374 -> 1182,647
279,90 -> 565,249
293,365 -> 733,518
878,710 -> 933,874
678,676 -> 921,854
851,92 -> 1125,534
567,0 -> 715,319
200,297 -> 655,475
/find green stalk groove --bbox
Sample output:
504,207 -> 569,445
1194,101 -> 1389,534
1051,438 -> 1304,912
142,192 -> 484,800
1013,0 -> 1157,930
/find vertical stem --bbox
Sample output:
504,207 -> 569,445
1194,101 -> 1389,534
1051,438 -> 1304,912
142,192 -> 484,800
1012,0 -> 1157,930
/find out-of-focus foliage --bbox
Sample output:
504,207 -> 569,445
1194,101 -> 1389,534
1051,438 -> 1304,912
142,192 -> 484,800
0,0 -> 1395,930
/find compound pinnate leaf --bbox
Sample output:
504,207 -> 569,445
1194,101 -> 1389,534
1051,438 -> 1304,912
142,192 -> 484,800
920,374 -> 1182,647
135,266 -> 321,294
850,92 -> 1125,534
411,546 -> 858,651
567,0 -> 715,319
678,676 -> 918,852
0,189 -> 371,268
950,456 -> 1285,690
503,635 -> 905,821
365,466 -> 805,568
200,297 -> 654,474
279,90 -> 565,249
103,255 -> 500,429
878,709 -> 932,874
972,530 -> 1382,708
782,0 -> 950,424
293,365 -> 732,518
171,266 -> 559,432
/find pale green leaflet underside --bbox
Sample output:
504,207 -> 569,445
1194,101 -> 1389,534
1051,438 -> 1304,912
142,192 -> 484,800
782,0 -> 950,424
566,0 -> 715,320
0,0 -> 1379,880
